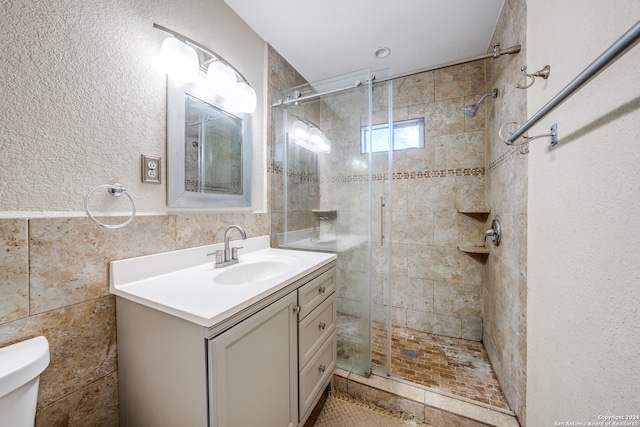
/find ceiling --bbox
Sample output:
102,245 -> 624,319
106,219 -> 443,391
224,0 -> 505,83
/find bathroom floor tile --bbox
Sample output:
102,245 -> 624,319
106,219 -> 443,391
336,313 -> 510,411
370,320 -> 510,411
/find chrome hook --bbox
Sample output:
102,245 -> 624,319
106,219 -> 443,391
516,65 -> 551,89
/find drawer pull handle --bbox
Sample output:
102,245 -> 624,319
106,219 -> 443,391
318,322 -> 326,330
293,305 -> 301,314
319,364 -> 326,373
318,286 -> 326,294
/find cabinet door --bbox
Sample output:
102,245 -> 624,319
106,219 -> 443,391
209,291 -> 298,427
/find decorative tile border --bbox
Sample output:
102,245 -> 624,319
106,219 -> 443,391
487,144 -> 526,173
269,165 -> 485,182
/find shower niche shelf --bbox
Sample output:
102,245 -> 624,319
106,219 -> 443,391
456,204 -> 491,255
458,245 -> 490,255
455,204 -> 491,215
312,209 -> 337,214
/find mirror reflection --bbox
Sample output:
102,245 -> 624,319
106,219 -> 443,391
167,76 -> 252,208
185,95 -> 243,195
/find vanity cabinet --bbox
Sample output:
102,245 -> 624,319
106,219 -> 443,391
116,261 -> 336,427
209,291 -> 298,427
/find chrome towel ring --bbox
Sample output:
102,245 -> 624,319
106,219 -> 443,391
84,183 -> 137,229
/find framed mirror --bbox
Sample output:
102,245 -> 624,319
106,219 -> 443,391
167,75 -> 252,207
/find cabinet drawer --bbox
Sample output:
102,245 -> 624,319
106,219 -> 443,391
298,268 -> 336,319
299,293 -> 336,369
299,334 -> 336,419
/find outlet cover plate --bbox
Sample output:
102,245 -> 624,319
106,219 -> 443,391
142,154 -> 161,184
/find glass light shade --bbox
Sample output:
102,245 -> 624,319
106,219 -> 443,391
291,121 -> 309,140
160,37 -> 199,82
207,62 -> 237,99
235,82 -> 257,114
310,128 -> 324,145
320,136 -> 331,153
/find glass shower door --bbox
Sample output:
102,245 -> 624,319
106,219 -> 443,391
368,77 -> 394,377
273,69 -> 390,376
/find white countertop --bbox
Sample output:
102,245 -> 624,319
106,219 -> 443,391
110,236 -> 336,327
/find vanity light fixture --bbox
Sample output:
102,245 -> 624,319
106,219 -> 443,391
159,37 -> 199,82
290,119 -> 331,154
154,23 -> 257,114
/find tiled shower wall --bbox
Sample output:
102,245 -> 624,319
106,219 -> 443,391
0,213 -> 269,426
484,0 -> 528,424
317,63 -> 490,340
268,46 -> 314,246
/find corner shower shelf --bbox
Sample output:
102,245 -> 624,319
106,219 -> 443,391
455,205 -> 491,215
458,246 -> 490,254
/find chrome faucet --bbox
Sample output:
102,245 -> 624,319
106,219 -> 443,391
215,225 -> 247,268
483,219 -> 501,246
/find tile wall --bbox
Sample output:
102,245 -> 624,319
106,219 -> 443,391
268,46 -> 314,246
483,0 -> 528,424
0,212 -> 269,426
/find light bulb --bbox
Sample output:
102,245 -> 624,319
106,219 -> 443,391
291,121 -> 309,140
160,37 -> 199,82
310,128 -> 324,146
321,136 -> 331,153
235,82 -> 257,114
207,62 -> 237,99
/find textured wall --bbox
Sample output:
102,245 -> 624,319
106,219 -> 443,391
526,0 -> 640,424
483,0 -> 528,423
0,0 -> 265,215
0,0 -> 270,425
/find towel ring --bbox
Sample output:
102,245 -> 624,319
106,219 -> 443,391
84,183 -> 137,229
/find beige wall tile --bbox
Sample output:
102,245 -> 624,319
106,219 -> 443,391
407,177 -> 457,213
391,276 -> 435,313
434,210 -> 486,247
392,72 -> 436,109
407,246 -> 469,284
406,310 -> 462,338
29,216 -> 176,314
0,296 -> 116,410
434,61 -> 485,101
434,281 -> 483,318
482,0 -> 528,421
393,211 -> 434,245
461,316 -> 483,341
175,213 -> 236,248
0,218 -> 29,323
35,371 -> 118,427
420,98 -> 466,137
434,131 -> 485,170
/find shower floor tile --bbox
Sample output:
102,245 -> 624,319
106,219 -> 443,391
370,321 -> 510,411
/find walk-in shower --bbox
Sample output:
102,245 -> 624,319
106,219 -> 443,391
272,61 -> 511,412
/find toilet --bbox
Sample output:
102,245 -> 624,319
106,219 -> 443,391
0,336 -> 50,427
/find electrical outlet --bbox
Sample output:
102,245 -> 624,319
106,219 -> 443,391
142,154 -> 161,184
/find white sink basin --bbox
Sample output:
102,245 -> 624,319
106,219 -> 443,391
210,258 -> 298,285
110,236 -> 336,327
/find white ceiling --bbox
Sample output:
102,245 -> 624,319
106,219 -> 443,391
224,0 -> 505,83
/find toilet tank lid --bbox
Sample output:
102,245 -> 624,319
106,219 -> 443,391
0,336 -> 50,399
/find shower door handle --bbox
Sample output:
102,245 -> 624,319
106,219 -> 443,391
380,196 -> 385,246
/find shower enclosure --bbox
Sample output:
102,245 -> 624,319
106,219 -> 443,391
272,61 -> 508,410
